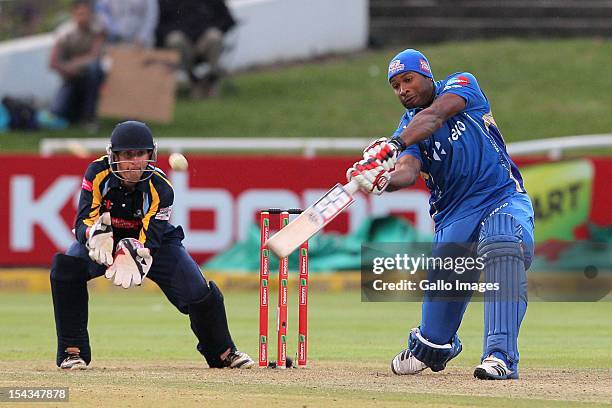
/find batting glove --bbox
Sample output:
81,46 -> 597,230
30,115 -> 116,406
105,238 -> 152,289
87,212 -> 114,266
362,137 -> 406,171
346,158 -> 391,195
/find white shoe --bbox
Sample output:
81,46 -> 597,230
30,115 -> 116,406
225,350 -> 255,369
391,348 -> 428,375
473,356 -> 518,380
59,348 -> 88,370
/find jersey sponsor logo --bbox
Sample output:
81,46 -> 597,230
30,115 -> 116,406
456,75 -> 469,85
155,206 -> 172,221
445,75 -> 470,87
419,59 -> 431,73
432,141 -> 447,161
388,59 -> 405,75
449,120 -> 467,141
442,75 -> 470,91
443,84 -> 463,91
111,217 -> 142,230
81,178 -> 93,192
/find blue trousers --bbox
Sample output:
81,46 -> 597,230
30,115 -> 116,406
420,193 -> 534,369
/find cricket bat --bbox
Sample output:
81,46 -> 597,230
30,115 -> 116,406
266,180 -> 359,258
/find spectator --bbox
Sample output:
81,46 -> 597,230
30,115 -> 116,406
95,0 -> 159,48
156,0 -> 236,98
49,0 -> 105,131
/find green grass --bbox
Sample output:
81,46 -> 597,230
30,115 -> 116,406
0,290 -> 611,406
1,38 -> 611,153
1,290 -> 610,368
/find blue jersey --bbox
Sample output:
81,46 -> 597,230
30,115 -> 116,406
395,72 -> 527,231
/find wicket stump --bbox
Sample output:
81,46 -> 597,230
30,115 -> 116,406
259,208 -> 309,368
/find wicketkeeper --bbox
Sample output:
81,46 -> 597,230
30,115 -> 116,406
347,49 -> 535,380
50,120 -> 254,370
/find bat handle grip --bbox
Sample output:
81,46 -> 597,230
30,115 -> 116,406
344,179 -> 360,194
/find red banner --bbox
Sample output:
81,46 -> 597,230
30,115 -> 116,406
0,155 -> 610,266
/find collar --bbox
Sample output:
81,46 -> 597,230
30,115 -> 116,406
406,106 -> 425,118
108,173 -> 149,192
434,79 -> 443,97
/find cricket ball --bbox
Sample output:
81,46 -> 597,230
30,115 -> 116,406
169,153 -> 188,171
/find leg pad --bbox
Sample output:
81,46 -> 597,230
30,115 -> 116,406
478,213 -> 528,371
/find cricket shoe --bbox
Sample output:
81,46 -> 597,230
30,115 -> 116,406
224,350 -> 255,369
59,347 -> 88,370
391,348 -> 428,375
473,356 -> 518,380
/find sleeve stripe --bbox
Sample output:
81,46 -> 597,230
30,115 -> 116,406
154,170 -> 173,188
83,169 -> 110,227
139,180 -> 160,243
81,178 -> 93,192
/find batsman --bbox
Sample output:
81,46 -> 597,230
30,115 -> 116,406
50,120 -> 254,370
347,49 -> 534,379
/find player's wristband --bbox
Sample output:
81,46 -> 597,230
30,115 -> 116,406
389,138 -> 407,152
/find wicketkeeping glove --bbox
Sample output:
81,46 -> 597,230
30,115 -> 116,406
346,158 -> 391,195
105,238 -> 153,289
362,137 -> 406,171
87,212 -> 114,266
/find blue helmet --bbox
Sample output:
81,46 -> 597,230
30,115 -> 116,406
106,121 -> 157,182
